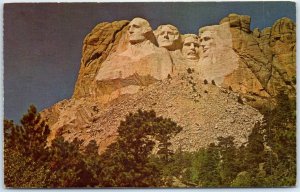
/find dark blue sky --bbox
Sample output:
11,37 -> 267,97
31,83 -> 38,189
4,2 -> 296,122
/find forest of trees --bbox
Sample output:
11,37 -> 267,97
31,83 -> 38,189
4,91 -> 296,187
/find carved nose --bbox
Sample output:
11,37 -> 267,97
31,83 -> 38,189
128,29 -> 134,34
128,27 -> 134,33
200,42 -> 207,47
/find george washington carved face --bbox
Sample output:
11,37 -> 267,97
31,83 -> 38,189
181,34 -> 200,60
128,18 -> 152,45
155,25 -> 181,51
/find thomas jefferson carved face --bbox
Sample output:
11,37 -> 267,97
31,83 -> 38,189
182,34 -> 200,60
200,31 -> 216,54
128,18 -> 152,45
155,25 -> 181,50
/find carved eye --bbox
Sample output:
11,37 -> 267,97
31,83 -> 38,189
132,24 -> 140,28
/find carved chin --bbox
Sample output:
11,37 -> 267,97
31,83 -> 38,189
129,36 -> 146,44
158,40 -> 173,48
186,55 -> 199,60
184,52 -> 199,60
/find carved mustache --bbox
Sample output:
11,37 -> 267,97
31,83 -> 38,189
187,51 -> 197,55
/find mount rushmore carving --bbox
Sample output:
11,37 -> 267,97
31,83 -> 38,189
73,14 -> 295,104
42,14 -> 295,152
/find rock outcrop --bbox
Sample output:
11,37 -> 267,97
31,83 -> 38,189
73,20 -> 129,99
41,15 -> 295,154
253,17 -> 296,96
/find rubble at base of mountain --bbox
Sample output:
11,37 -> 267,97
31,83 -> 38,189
42,74 -> 263,153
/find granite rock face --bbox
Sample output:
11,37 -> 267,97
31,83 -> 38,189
253,17 -> 296,96
73,20 -> 129,99
42,15 -> 295,153
268,18 -> 296,95
220,13 -> 251,33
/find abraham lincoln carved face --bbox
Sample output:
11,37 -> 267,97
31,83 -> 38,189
200,31 -> 216,55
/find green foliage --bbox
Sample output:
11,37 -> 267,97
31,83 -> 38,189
4,148 -> 49,188
197,143 -> 221,187
4,106 -> 100,188
83,140 -> 103,186
217,136 -> 240,186
231,90 -> 296,187
47,137 -> 85,187
231,171 -> 252,187
150,149 -> 193,186
4,105 -> 50,187
4,105 -> 50,159
261,91 -> 296,186
99,109 -> 182,187
265,91 -> 296,159
246,123 -> 265,166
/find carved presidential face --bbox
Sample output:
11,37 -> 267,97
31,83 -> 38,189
200,31 -> 215,54
155,25 -> 180,50
182,35 -> 200,60
128,18 -> 152,45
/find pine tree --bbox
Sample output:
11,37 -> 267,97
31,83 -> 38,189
4,105 -> 50,187
99,109 -> 182,187
217,136 -> 239,186
82,140 -> 103,187
197,143 -> 221,187
262,90 -> 296,186
234,122 -> 267,187
47,136 -> 90,187
20,105 -> 50,160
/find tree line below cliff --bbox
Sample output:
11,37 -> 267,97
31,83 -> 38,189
4,91 -> 296,188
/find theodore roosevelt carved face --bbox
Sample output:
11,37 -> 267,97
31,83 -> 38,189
128,18 -> 152,45
155,25 -> 181,51
181,34 -> 200,60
